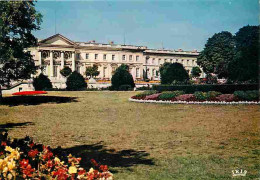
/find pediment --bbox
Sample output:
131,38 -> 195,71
39,34 -> 75,46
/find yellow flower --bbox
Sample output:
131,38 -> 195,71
88,168 -> 94,174
68,166 -> 77,174
10,150 -> 20,160
5,146 -> 14,153
7,160 -> 15,171
54,157 -> 60,163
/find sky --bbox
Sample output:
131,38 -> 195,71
34,0 -> 259,51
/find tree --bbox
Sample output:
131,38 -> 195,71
197,31 -> 235,78
111,64 -> 135,90
66,71 -> 87,90
191,66 -> 202,78
85,64 -> 100,78
33,73 -> 52,90
0,1 -> 42,100
60,67 -> 72,78
159,62 -> 189,84
228,25 -> 259,83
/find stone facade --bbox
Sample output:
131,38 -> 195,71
28,34 -> 200,85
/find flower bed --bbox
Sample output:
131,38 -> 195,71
0,132 -> 113,180
12,91 -> 47,96
130,90 -> 259,105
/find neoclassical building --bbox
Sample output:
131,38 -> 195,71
28,34 -> 200,86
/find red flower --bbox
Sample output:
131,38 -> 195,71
43,151 -> 53,160
1,141 -> 7,146
29,142 -> 35,148
78,169 -> 86,175
52,167 -> 69,180
47,160 -> 53,168
28,149 -> 39,158
99,165 -> 108,172
22,164 -> 35,178
91,159 -> 99,167
20,159 -> 29,169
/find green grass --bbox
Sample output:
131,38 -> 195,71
0,91 -> 259,179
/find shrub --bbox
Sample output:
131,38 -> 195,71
118,84 -> 133,91
153,84 -> 258,94
60,67 -> 72,77
194,91 -> 207,101
159,62 -> 189,84
175,94 -> 196,101
216,94 -> 236,102
111,64 -> 135,90
206,91 -> 222,100
33,73 -> 52,90
66,71 -> 87,91
133,90 -> 157,99
234,90 -> 259,101
158,91 -> 184,100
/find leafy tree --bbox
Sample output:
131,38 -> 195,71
228,25 -> 259,83
159,62 -> 189,84
85,64 -> 100,78
66,71 -> 87,91
60,67 -> 72,78
0,1 -> 42,100
197,31 -> 235,78
191,66 -> 202,78
111,64 -> 135,90
33,73 -> 52,90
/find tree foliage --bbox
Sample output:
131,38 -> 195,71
228,25 -> 259,83
191,66 -> 202,78
197,31 -> 235,78
0,1 -> 42,87
111,64 -> 135,90
60,67 -> 72,77
159,62 -> 189,84
85,64 -> 100,78
33,73 -> 52,90
66,71 -> 87,91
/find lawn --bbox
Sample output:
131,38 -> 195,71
0,91 -> 259,179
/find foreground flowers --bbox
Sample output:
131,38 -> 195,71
0,132 -> 113,179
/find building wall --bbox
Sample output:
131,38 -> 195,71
28,35 -> 201,85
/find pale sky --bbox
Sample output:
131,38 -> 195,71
34,0 -> 259,51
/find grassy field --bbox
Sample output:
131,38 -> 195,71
0,91 -> 259,179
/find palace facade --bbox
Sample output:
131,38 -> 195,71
28,34 -> 200,86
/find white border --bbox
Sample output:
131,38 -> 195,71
129,98 -> 260,105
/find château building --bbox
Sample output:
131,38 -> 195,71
28,34 -> 200,87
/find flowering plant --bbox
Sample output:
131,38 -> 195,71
0,132 -> 113,180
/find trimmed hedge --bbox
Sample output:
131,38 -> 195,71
158,91 -> 184,100
153,84 -> 258,94
234,90 -> 259,101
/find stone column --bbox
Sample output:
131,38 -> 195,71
72,52 -> 75,71
61,51 -> 64,69
50,51 -> 54,77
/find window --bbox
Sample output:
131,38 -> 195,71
76,66 -> 80,73
112,55 -> 115,60
129,55 -> 133,61
158,59 -> 161,64
103,67 -> 107,78
170,59 -> 173,63
152,58 -> 155,64
103,54 -> 106,60
122,55 -> 126,61
86,53 -> 89,59
95,54 -> 98,60
187,60 -> 189,65
176,59 -> 178,62
76,53 -> 80,60
136,68 -> 140,78
164,59 -> 167,63
53,66 -> 58,77
136,55 -> 139,61
146,59 -> 148,64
